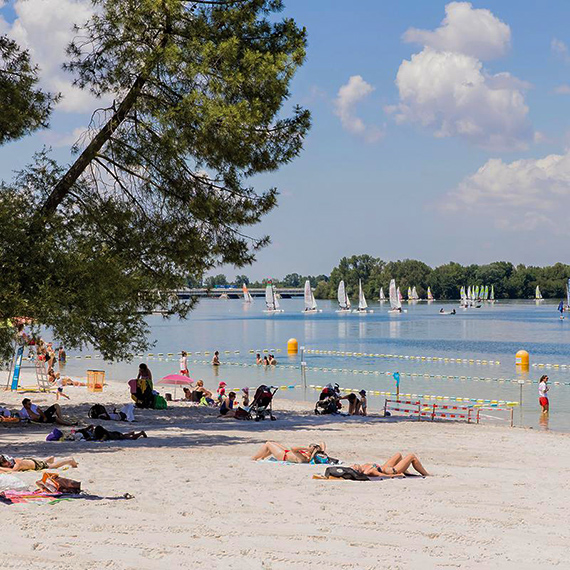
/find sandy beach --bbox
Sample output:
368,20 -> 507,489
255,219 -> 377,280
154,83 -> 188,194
1,382 -> 568,570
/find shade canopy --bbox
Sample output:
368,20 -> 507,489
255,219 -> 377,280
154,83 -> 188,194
158,374 -> 194,386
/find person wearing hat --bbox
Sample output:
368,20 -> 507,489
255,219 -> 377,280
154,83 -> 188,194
217,381 -> 227,403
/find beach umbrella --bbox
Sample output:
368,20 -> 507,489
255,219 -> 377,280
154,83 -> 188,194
158,374 -> 194,400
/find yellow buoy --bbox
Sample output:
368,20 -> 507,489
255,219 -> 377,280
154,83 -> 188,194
287,338 -> 298,354
516,350 -> 529,370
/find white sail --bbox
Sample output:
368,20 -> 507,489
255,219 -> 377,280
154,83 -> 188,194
535,285 -> 542,300
397,287 -> 403,302
412,286 -> 418,300
358,280 -> 368,310
490,285 -> 495,301
337,280 -> 350,310
389,279 -> 401,310
304,280 -> 317,311
273,286 -> 280,309
243,283 -> 253,303
379,287 -> 386,301
427,287 -> 434,301
265,284 -> 275,310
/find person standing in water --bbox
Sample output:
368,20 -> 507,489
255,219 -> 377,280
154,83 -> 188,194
538,375 -> 549,414
179,351 -> 189,377
212,351 -> 220,366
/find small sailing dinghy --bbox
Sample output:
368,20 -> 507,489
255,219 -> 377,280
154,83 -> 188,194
336,280 -> 351,313
489,285 -> 495,303
427,287 -> 434,302
379,287 -> 386,302
407,287 -> 413,301
303,280 -> 321,313
243,283 -> 253,304
389,279 -> 405,313
264,283 -> 284,314
411,286 -> 420,301
353,279 -> 373,313
535,285 -> 543,301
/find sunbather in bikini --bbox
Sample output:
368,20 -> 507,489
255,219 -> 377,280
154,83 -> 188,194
252,441 -> 326,463
350,452 -> 429,477
0,454 -> 78,472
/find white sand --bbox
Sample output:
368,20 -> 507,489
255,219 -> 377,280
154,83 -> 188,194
0,382 -> 568,569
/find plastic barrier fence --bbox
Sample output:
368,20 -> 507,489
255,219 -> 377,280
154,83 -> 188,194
384,399 -> 421,420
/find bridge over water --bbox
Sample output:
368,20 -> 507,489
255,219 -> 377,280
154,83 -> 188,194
176,287 -> 304,299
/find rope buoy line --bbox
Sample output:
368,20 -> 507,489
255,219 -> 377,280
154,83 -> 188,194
307,385 -> 518,406
532,362 -> 570,369
25,352 -> 570,386
305,348 -> 501,366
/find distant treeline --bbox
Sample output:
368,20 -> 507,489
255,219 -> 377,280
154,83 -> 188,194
195,256 -> 570,300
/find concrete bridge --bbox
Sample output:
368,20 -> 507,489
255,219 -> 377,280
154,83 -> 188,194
176,287 -> 304,299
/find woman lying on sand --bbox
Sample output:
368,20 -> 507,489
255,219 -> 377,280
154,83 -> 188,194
252,441 -> 326,463
350,453 -> 429,477
77,425 -> 147,441
0,455 -> 78,472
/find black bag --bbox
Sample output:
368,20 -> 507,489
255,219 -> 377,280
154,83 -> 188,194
324,466 -> 369,481
88,404 -> 108,419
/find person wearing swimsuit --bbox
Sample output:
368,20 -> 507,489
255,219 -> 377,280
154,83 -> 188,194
252,441 -> 326,463
351,452 -> 429,477
0,454 -> 78,472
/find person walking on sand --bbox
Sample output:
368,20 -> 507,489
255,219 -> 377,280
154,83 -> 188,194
179,351 -> 189,377
0,454 -> 78,472
539,375 -> 550,414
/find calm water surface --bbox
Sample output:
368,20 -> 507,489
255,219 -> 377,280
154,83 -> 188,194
61,299 -> 570,432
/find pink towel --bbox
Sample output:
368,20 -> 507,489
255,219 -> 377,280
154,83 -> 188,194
128,379 -> 137,394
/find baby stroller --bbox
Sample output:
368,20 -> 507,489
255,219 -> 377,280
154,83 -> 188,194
248,384 -> 278,421
314,383 -> 341,415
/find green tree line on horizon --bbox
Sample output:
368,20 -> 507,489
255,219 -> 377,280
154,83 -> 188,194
207,255 -> 570,300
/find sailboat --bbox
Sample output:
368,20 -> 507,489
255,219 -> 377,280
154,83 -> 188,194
489,285 -> 495,303
302,280 -> 321,313
566,278 -> 570,311
242,283 -> 253,304
389,279 -> 405,313
460,286 -> 468,308
411,286 -> 420,301
379,287 -> 386,302
407,286 -> 413,301
535,285 -> 543,301
354,279 -> 373,313
397,287 -> 403,303
427,287 -> 434,302
336,280 -> 351,313
264,283 -> 284,314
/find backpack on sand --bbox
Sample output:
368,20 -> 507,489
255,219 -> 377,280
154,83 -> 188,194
324,466 -> 369,481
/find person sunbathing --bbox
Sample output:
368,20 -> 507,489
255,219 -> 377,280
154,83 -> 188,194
19,398 -> 75,426
252,441 -> 326,463
89,425 -> 147,441
0,454 -> 78,472
350,453 -> 429,477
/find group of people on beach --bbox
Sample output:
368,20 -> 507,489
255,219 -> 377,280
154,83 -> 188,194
252,441 -> 429,478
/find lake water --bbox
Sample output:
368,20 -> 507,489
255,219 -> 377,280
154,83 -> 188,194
58,298 -> 570,432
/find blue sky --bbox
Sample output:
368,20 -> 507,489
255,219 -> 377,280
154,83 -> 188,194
2,1 -> 570,281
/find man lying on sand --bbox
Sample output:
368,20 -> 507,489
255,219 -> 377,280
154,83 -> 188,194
0,454 -> 78,472
19,399 -> 75,426
252,441 -> 327,463
76,425 -> 147,441
350,453 -> 429,477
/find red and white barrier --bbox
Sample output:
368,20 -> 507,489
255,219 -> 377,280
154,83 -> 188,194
476,407 -> 514,427
384,399 -> 421,420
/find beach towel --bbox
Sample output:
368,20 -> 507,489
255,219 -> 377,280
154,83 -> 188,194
0,474 -> 28,492
0,489 -> 62,504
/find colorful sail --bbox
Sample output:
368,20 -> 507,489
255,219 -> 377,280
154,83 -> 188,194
243,283 -> 253,303
535,285 -> 542,300
490,285 -> 495,301
427,287 -> 434,301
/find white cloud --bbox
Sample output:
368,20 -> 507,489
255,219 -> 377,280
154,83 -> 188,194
5,0 -> 100,113
403,2 -> 510,60
41,126 -> 89,149
554,84 -> 570,95
390,3 -> 532,151
333,75 -> 383,143
444,151 -> 570,232
551,38 -> 570,62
